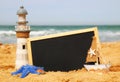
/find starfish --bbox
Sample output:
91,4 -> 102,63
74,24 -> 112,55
11,64 -> 45,78
88,48 -> 96,57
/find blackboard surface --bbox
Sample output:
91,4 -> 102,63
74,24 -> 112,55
30,31 -> 94,71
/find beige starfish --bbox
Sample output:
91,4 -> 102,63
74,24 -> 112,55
88,48 -> 96,57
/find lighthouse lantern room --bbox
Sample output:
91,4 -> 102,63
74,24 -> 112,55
15,6 -> 30,69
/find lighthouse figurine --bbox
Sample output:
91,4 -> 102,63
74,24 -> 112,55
15,6 -> 30,69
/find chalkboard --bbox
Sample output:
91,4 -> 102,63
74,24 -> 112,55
27,27 -> 100,71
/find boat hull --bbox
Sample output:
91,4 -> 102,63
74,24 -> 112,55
84,64 -> 111,71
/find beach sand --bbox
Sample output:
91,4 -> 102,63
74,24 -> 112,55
0,42 -> 120,82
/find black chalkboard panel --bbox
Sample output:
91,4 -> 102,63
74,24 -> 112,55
29,31 -> 94,71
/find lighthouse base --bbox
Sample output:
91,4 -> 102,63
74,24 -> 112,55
16,60 -> 28,70
15,49 -> 28,69
15,38 -> 29,69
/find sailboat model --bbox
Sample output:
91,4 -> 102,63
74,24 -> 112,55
84,48 -> 111,71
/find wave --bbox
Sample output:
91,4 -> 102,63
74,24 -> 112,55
0,31 -> 15,35
0,29 -> 68,36
99,31 -> 120,42
0,29 -> 68,43
0,29 -> 120,43
30,29 -> 69,37
30,30 -> 120,42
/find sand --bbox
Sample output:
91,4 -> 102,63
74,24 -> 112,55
0,42 -> 120,82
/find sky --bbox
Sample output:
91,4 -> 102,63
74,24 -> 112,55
0,0 -> 120,25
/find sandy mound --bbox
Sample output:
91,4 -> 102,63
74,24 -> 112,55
0,42 -> 120,82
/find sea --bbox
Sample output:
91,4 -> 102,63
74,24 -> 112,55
0,25 -> 120,44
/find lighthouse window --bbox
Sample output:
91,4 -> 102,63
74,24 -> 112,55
23,45 -> 26,49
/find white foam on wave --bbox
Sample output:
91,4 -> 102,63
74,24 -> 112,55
0,29 -> 68,43
0,31 -> 16,43
100,31 -> 120,36
30,29 -> 68,37
0,30 -> 15,35
99,31 -> 120,42
0,29 -> 120,43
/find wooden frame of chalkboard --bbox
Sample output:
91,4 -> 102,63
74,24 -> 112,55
27,27 -> 100,71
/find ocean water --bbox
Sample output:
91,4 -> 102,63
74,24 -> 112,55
0,25 -> 120,43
